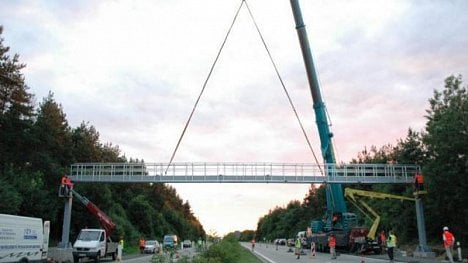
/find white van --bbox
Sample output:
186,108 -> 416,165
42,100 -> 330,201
0,214 -> 50,263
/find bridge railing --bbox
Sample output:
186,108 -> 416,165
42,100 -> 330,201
68,162 -> 419,184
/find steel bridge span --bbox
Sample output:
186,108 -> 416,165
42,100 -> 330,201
68,162 -> 419,184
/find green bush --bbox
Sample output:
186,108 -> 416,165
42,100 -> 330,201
193,257 -> 222,263
151,254 -> 166,263
195,236 -> 240,263
166,234 -> 261,263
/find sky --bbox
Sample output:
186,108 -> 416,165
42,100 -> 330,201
2,0 -> 468,236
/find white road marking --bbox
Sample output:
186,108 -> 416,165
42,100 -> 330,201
253,250 -> 279,263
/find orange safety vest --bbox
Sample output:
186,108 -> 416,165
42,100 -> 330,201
65,177 -> 73,188
443,231 -> 454,247
139,239 -> 145,247
380,232 -> 386,243
329,236 -> 336,248
415,174 -> 424,184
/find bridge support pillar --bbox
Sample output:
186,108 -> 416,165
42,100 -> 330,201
59,195 -> 73,248
413,197 -> 435,258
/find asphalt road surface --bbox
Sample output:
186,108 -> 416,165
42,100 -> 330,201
241,242 -> 399,263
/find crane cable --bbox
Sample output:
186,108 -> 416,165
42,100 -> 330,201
166,0 -> 323,174
243,1 -> 323,174
164,0 -> 245,174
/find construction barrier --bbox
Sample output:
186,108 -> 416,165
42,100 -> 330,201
310,242 -> 316,257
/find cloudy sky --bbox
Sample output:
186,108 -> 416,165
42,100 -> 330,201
2,0 -> 468,235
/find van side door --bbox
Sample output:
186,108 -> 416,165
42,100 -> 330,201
99,232 -> 106,256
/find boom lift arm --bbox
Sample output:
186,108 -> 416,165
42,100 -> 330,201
344,188 -> 415,240
70,189 -> 116,238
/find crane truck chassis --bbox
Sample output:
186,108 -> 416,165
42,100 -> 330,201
308,214 -> 378,254
309,188 -> 424,254
72,229 -> 117,263
67,189 -> 118,263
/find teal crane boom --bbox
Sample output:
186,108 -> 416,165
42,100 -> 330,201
290,0 -> 347,222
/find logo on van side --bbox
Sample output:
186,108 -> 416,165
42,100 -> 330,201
23,229 -> 38,240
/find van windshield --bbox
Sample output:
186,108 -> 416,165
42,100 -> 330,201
77,231 -> 101,241
164,236 -> 173,242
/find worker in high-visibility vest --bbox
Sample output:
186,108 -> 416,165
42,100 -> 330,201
387,230 -> 397,263
328,234 -> 337,259
139,237 -> 145,254
379,230 -> 386,254
119,236 -> 125,249
64,176 -> 74,189
117,236 -> 124,262
294,238 -> 302,259
443,226 -> 455,263
414,173 -> 424,191
61,176 -> 67,186
60,176 -> 67,196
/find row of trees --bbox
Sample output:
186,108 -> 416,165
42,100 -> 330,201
0,26 -> 205,244
256,75 -> 467,245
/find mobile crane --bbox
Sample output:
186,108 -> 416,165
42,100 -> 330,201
290,1 -> 433,257
290,0 -> 366,251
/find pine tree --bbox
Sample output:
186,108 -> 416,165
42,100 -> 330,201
0,26 -> 35,169
423,75 -> 468,243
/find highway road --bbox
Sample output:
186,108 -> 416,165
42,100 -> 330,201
240,242 -> 398,263
121,243 -> 398,263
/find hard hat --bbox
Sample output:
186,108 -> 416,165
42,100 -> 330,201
443,226 -> 449,231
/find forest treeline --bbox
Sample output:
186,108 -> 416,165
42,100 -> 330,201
0,26 -> 205,245
256,73 -> 467,246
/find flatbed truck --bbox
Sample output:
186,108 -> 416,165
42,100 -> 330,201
69,190 -> 118,263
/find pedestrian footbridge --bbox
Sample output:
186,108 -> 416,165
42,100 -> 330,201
68,162 -> 419,184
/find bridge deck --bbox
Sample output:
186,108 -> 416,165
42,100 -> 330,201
68,163 -> 419,184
